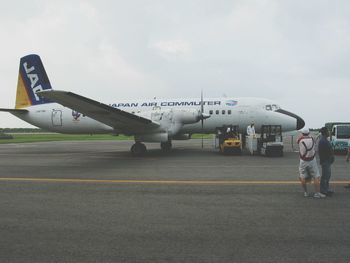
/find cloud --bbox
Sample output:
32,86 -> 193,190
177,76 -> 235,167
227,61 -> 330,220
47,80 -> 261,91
151,39 -> 191,61
1,0 -> 350,128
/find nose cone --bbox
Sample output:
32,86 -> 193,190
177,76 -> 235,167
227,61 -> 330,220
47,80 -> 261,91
296,115 -> 305,130
276,109 -> 305,130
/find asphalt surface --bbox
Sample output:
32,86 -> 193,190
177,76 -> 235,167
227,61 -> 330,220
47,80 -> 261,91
0,139 -> 350,263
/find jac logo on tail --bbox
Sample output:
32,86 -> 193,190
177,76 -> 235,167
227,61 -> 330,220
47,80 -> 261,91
23,62 -> 43,101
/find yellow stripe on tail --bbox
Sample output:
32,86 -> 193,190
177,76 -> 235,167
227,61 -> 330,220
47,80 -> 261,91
15,73 -> 31,109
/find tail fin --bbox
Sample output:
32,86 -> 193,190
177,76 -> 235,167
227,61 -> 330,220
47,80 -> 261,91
15,54 -> 53,109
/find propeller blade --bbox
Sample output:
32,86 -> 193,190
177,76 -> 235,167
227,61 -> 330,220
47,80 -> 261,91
201,118 -> 204,148
201,90 -> 204,148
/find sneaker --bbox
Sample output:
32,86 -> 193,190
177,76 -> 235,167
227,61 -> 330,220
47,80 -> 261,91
304,192 -> 310,197
313,192 -> 326,198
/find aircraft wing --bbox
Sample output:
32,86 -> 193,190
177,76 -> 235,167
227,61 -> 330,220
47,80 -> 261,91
38,90 -> 159,134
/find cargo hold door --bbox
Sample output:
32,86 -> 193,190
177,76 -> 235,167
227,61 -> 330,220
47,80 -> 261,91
52,110 -> 62,127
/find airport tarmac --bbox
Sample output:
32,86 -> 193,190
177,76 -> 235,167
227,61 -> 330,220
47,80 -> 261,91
0,139 -> 350,263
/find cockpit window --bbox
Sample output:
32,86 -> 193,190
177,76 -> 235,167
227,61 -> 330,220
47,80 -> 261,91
272,104 -> 279,111
265,104 -> 280,111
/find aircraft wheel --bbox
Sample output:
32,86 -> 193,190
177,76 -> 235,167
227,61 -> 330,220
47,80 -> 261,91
161,141 -> 172,152
131,142 -> 147,156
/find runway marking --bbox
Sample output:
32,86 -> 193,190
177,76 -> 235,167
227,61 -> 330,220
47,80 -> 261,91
1,178 -> 350,185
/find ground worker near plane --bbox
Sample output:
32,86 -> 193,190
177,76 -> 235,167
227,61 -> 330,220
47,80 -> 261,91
246,122 -> 255,136
318,127 -> 335,195
297,128 -> 326,198
246,122 -> 256,154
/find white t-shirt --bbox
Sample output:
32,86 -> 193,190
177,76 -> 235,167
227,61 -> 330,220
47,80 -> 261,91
298,136 -> 316,161
247,125 -> 255,136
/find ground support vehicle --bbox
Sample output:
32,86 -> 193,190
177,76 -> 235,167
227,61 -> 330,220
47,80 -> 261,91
258,125 -> 283,157
326,122 -> 350,154
216,125 -> 242,155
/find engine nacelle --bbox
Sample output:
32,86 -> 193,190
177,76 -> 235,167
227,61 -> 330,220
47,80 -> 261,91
136,133 -> 169,142
173,109 -> 201,124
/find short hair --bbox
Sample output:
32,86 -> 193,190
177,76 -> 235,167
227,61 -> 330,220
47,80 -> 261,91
320,127 -> 328,136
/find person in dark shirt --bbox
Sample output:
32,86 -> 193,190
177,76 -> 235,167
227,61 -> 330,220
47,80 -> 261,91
345,142 -> 350,188
318,127 -> 335,195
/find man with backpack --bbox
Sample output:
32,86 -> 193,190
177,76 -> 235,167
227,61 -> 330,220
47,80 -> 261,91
298,128 -> 326,198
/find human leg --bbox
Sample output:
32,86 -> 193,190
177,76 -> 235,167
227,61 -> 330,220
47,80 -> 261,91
305,159 -> 323,195
312,177 -> 326,197
314,176 -> 321,193
299,177 -> 307,193
320,161 -> 331,193
299,161 -> 308,195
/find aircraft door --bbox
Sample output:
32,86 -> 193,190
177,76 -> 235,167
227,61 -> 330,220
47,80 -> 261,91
52,110 -> 62,127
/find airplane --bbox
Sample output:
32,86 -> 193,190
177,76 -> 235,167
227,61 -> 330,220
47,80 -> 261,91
0,54 -> 305,155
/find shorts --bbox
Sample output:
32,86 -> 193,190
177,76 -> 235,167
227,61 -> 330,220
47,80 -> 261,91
299,158 -> 320,179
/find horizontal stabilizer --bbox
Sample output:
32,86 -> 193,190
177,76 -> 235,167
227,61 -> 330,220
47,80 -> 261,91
0,108 -> 28,113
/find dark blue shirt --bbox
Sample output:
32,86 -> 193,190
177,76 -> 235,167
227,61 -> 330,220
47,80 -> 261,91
318,136 -> 333,164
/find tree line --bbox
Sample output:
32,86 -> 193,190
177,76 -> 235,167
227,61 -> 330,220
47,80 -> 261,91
0,128 -> 47,133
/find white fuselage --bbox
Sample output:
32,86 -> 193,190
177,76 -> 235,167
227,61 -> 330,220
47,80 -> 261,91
12,97 -> 300,137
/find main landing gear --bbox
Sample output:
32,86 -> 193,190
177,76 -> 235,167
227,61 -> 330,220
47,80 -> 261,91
130,142 -> 147,156
130,140 -> 172,156
160,141 -> 172,152
130,141 -> 172,156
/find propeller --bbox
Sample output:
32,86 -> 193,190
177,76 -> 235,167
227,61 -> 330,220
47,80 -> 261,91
201,90 -> 204,148
199,90 -> 210,148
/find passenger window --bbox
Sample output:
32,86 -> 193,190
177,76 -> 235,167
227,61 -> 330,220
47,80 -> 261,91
272,104 -> 278,111
216,110 -> 219,115
209,110 -> 213,115
266,105 -> 272,111
222,110 -> 225,115
228,110 -> 231,115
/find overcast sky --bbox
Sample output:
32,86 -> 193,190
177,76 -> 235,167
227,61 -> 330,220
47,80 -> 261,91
1,0 -> 349,128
